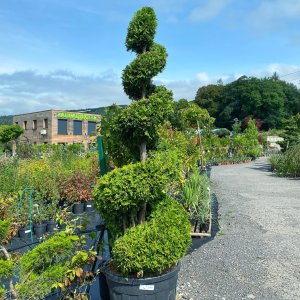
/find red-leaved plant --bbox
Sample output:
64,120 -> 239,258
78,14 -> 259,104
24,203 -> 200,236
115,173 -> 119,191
59,172 -> 95,204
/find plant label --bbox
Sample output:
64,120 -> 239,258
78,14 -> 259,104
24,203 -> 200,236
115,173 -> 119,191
86,205 -> 92,207
139,285 -> 155,291
25,230 -> 31,234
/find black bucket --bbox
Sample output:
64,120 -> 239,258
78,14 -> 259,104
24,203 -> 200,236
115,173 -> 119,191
73,202 -> 85,214
103,262 -> 181,300
34,223 -> 47,238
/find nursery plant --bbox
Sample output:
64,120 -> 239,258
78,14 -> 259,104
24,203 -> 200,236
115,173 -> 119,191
93,6 -> 191,300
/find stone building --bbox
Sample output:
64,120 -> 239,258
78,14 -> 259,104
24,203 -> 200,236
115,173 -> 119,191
13,110 -> 101,147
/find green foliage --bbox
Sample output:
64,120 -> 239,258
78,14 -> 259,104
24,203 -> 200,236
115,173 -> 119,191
176,102 -> 215,131
19,233 -> 77,275
106,86 -> 174,162
182,172 -> 210,224
0,219 -> 11,243
156,122 -> 200,172
195,84 -> 223,116
111,197 -> 191,277
93,151 -> 183,237
231,119 -> 262,159
0,259 -> 14,280
270,143 -> 300,177
195,76 -> 300,129
125,7 -> 157,54
0,125 -> 23,143
122,7 -> 166,100
15,264 -> 68,300
101,104 -> 136,167
280,113 -> 300,151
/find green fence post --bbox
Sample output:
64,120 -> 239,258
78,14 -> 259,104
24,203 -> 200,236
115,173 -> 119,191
97,136 -> 107,176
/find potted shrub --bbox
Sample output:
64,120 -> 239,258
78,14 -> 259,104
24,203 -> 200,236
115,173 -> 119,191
94,153 -> 191,299
59,171 -> 93,214
32,202 -> 48,239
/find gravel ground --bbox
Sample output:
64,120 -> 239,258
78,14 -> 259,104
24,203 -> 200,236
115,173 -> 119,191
177,157 -> 300,300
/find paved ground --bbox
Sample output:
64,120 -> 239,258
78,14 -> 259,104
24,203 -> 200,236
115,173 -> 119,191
178,157 -> 300,300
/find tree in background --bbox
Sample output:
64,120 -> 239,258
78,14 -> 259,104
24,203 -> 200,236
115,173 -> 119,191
0,125 -> 23,153
279,113 -> 300,151
102,7 -> 173,163
195,76 -> 300,130
176,102 -> 215,131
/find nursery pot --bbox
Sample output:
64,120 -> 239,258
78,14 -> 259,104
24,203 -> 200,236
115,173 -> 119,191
34,223 -> 47,238
84,202 -> 94,212
73,202 -> 85,214
46,220 -> 58,232
18,226 -> 32,239
103,262 -> 181,300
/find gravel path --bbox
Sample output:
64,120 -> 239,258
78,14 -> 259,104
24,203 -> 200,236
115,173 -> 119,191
177,157 -> 300,300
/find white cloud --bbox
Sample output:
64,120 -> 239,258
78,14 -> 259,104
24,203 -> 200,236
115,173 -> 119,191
188,0 -> 231,22
0,70 -> 129,115
250,63 -> 300,86
248,0 -> 300,31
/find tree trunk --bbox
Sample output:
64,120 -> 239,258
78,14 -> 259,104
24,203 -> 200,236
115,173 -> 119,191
139,142 -> 147,161
138,203 -> 147,225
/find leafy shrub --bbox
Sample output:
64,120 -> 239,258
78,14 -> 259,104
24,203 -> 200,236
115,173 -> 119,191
94,151 -> 183,237
59,171 -> 94,204
182,172 -> 210,224
15,264 -> 68,300
111,197 -> 191,277
270,144 -> 300,177
0,259 -> 14,280
19,233 -> 77,275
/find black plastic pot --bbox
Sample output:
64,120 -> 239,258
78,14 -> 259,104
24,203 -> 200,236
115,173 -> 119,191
103,262 -> 181,300
84,202 -> 94,212
46,220 -> 58,232
34,223 -> 47,238
18,226 -> 32,239
73,202 -> 85,214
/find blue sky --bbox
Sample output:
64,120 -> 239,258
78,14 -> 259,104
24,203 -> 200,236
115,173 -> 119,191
1,0 -> 300,115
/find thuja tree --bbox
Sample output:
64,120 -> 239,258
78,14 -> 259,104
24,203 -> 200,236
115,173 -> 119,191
117,7 -> 172,161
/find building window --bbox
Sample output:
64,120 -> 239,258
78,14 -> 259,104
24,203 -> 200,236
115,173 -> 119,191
32,120 -> 37,130
43,119 -> 48,129
88,121 -> 96,135
58,119 -> 68,135
23,121 -> 27,130
73,120 -> 82,135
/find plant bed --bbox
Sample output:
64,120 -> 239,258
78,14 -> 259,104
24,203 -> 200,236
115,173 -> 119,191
103,261 -> 181,300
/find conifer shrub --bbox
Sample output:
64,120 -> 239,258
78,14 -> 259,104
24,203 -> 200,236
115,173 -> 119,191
93,150 -> 184,237
111,197 -> 191,277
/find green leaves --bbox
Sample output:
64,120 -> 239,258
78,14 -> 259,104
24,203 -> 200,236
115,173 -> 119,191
111,197 -> 191,277
125,7 -> 157,54
0,124 -> 23,143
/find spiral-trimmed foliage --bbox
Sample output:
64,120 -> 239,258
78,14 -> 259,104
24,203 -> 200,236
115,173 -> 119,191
122,7 -> 167,100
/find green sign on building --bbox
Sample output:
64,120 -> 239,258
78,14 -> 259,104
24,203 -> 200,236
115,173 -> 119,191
57,112 -> 97,121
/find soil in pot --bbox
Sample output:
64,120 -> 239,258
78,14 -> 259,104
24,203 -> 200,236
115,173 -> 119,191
34,223 -> 47,238
46,220 -> 58,232
103,261 -> 181,300
73,202 -> 85,214
18,226 -> 32,239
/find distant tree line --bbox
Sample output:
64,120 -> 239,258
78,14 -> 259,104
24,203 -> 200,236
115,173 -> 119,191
194,74 -> 300,130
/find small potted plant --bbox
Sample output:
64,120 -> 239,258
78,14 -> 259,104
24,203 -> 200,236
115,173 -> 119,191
59,172 -> 93,214
32,203 -> 48,239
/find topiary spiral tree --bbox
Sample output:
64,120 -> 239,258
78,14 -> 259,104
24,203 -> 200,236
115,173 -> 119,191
121,7 -> 170,161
